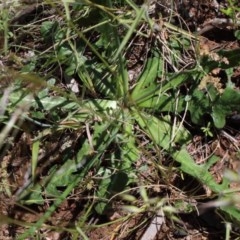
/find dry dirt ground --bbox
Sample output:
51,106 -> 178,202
1,0 -> 240,239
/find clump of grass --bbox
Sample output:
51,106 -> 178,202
1,0 -> 240,239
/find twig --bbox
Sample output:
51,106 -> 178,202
140,209 -> 164,240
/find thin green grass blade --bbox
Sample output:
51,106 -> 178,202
31,140 -> 40,181
112,4 -> 146,62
